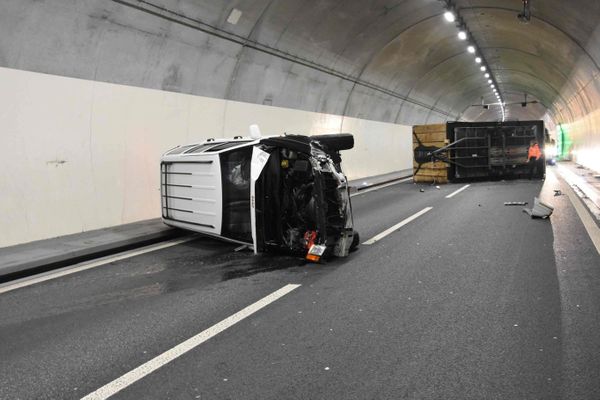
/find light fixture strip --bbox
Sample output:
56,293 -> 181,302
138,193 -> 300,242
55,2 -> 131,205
441,0 -> 505,120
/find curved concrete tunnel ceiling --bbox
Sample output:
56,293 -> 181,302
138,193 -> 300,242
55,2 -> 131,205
4,0 -> 600,126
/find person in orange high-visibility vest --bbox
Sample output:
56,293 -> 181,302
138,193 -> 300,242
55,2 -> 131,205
527,140 -> 543,179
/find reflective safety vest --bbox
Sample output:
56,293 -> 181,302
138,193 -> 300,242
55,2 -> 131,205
528,144 -> 542,160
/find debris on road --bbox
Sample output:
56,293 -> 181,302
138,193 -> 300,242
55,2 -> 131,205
504,201 -> 528,206
420,188 -> 425,192
554,189 -> 562,196
522,197 -> 554,219
435,185 -> 440,189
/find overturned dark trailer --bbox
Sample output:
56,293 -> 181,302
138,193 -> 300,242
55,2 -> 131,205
413,121 -> 546,183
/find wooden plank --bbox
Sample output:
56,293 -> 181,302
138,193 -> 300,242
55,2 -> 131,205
413,133 -> 448,143
414,173 -> 448,179
414,176 -> 448,184
413,123 -> 449,184
413,159 -> 447,166
413,167 -> 448,173
413,141 -> 447,149
413,124 -> 446,135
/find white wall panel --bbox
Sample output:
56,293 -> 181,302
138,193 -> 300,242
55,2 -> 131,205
560,108 -> 600,173
0,67 -> 412,247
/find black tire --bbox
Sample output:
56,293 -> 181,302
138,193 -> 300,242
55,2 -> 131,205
350,231 -> 360,251
311,133 -> 354,151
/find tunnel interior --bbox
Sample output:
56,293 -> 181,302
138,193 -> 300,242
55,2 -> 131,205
3,2 -> 600,399
2,0 -> 600,243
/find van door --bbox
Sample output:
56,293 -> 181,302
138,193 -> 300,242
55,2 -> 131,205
250,146 -> 271,254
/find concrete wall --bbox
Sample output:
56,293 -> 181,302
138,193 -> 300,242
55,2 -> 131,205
543,25 -> 600,173
558,109 -> 600,173
0,67 -> 412,247
0,0 -> 451,127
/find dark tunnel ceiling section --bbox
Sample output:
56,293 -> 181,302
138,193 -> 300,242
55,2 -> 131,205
9,0 -> 600,125
100,0 -> 600,124
146,0 -> 600,124
236,0 -> 600,124
456,1 -> 600,122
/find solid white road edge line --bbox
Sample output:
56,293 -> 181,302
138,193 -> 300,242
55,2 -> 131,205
350,177 -> 413,197
563,181 -> 600,255
80,284 -> 301,400
0,236 -> 197,295
363,207 -> 433,245
445,184 -> 470,199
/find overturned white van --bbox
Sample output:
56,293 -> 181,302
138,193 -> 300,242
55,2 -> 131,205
160,134 -> 358,261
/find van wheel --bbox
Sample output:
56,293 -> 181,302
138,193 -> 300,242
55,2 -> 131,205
350,231 -> 360,251
311,133 -> 354,151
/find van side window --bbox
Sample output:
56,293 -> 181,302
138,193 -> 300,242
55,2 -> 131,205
220,147 -> 252,242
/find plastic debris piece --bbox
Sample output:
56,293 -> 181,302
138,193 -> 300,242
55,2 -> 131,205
324,367 -> 330,371
504,201 -> 528,206
420,188 -> 425,192
554,189 -> 562,196
435,186 -> 441,189
522,197 -> 554,219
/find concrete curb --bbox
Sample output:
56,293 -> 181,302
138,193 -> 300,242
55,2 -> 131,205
0,222 -> 184,283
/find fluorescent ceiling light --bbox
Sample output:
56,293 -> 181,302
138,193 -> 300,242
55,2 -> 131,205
226,8 -> 243,25
467,45 -> 476,54
475,57 -> 482,63
488,79 -> 492,83
480,66 -> 487,71
458,31 -> 467,40
485,73 -> 490,78
444,11 -> 456,22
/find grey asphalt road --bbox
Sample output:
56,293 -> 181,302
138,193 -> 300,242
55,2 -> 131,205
1,168 -> 599,400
